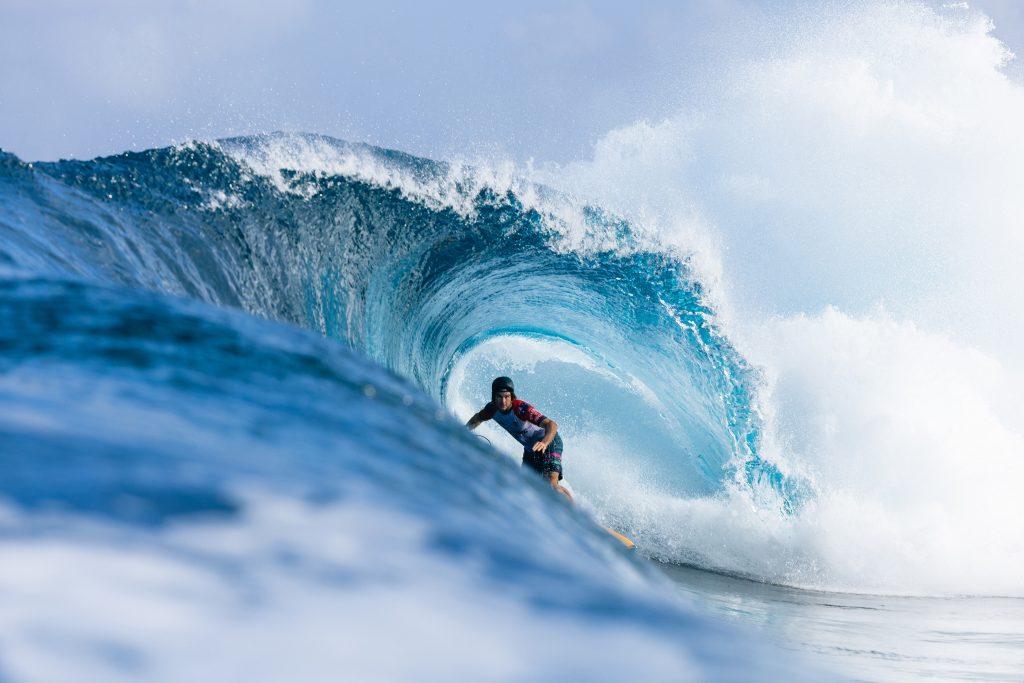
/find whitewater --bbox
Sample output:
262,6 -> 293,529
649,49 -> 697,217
2,1 -> 1024,682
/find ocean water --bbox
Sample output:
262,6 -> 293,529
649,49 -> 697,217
0,135 -> 823,682
3,2 -> 1024,682
661,563 -> 1024,682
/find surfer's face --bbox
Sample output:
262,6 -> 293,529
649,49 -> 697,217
493,390 -> 513,412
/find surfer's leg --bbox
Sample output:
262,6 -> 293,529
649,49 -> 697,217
539,441 -> 571,502
523,449 -> 573,503
545,470 -> 573,503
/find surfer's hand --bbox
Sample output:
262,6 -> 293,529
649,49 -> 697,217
532,441 -> 548,453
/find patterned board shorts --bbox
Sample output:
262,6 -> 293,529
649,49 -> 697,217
521,434 -> 564,480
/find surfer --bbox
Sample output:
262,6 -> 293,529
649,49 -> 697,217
466,376 -> 573,503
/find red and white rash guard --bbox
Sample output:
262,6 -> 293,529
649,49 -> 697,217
479,399 -> 547,450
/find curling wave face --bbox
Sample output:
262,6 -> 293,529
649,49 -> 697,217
0,135 -> 827,681
1,133 -> 799,543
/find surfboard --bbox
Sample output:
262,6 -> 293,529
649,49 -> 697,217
605,527 -> 636,549
559,480 -> 635,549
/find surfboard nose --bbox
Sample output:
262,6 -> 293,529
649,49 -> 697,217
606,528 -> 636,549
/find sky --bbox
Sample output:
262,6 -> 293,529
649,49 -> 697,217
3,0 -> 1023,164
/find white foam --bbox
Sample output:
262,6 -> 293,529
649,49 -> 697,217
217,134 -> 708,272
0,490 -> 777,683
603,309 -> 1024,595
527,1 -> 1024,596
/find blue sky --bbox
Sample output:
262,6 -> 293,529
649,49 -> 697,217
2,0 -> 1023,162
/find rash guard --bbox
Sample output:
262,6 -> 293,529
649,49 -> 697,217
478,399 -> 548,450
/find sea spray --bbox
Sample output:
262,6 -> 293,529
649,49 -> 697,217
536,0 -> 1024,595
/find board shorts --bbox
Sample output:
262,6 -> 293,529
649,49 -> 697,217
522,434 -> 564,480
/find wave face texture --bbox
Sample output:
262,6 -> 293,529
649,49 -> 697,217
0,136 -> 822,681
5,3 -> 1024,678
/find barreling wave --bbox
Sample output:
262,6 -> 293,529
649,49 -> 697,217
0,133 -> 802,543
0,132 -> 836,681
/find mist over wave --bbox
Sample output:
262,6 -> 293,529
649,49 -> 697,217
534,0 -> 1024,595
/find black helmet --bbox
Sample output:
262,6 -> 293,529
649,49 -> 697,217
491,376 -> 515,395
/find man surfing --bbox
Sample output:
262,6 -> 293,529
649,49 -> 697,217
466,376 -> 573,503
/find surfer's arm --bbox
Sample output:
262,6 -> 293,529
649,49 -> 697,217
532,417 -> 558,452
466,404 -> 495,429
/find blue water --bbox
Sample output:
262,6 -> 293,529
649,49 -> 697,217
2,134 -> 1019,683
0,134 -> 829,682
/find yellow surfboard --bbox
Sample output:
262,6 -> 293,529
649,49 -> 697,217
549,479 -> 635,549
605,527 -> 635,549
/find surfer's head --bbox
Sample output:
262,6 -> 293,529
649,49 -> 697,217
491,376 -> 515,411
491,376 -> 515,396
